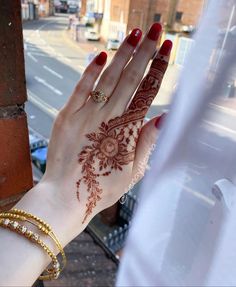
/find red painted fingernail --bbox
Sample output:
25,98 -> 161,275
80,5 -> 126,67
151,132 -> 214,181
155,113 -> 165,128
96,51 -> 107,65
127,28 -> 142,47
159,40 -> 173,56
147,23 -> 162,41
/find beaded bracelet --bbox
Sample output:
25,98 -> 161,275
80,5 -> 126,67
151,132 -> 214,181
0,209 -> 67,280
0,218 -> 60,280
5,208 -> 66,271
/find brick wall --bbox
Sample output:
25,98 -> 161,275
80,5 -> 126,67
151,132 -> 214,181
110,0 -> 130,28
0,1 -> 33,211
127,0 -> 148,31
176,0 -> 205,26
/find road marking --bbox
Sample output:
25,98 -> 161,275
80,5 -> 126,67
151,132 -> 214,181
181,184 -> 215,206
56,52 -> 72,63
34,76 -> 63,96
187,167 -> 201,175
204,119 -> 236,136
78,64 -> 85,72
28,89 -> 58,118
209,102 -> 236,117
189,163 -> 207,169
28,47 -> 40,52
43,65 -> 63,79
198,140 -> 222,151
28,52 -> 50,57
27,52 -> 38,62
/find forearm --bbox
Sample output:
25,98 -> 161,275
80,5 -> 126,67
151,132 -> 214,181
0,182 -> 84,286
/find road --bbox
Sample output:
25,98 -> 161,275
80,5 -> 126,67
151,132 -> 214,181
23,15 -> 236,209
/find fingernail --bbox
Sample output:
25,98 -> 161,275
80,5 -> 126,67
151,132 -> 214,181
96,51 -> 107,65
159,40 -> 173,56
127,28 -> 142,47
147,23 -> 162,41
155,113 -> 165,128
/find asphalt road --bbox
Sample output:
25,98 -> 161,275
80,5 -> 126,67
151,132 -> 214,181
23,15 -> 236,209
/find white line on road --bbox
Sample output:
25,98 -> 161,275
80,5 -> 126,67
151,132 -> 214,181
28,52 -> 50,57
56,52 -> 72,63
204,119 -> 236,136
209,102 -> 236,117
27,89 -> 58,118
26,46 -> 40,52
34,76 -> 63,96
198,140 -> 222,152
43,65 -> 63,79
180,184 -> 215,206
27,52 -> 38,62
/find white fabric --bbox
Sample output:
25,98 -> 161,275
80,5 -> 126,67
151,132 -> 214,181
117,0 -> 236,285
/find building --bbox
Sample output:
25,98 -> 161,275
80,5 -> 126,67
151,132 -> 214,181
83,0 -> 207,41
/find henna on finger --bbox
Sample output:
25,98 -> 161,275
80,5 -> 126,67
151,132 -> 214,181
127,40 -> 172,115
76,41 -> 172,224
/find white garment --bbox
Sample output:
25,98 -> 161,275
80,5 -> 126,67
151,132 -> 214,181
117,0 -> 236,285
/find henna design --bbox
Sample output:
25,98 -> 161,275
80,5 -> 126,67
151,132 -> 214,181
77,54 -> 169,224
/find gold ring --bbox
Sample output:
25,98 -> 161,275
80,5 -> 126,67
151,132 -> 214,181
90,90 -> 108,103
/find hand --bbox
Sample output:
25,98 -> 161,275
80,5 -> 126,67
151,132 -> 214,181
38,23 -> 172,240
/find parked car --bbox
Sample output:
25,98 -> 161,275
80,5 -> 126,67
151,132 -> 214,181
31,147 -> 48,173
85,29 -> 100,41
68,4 -> 78,14
29,133 -> 47,152
54,0 -> 68,13
107,39 -> 120,50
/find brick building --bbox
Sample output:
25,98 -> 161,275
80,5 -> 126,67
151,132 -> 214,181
87,0 -> 207,41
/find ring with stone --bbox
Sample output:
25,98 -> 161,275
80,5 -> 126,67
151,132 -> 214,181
90,90 -> 108,103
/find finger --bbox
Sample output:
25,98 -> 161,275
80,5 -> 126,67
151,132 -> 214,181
105,23 -> 162,114
131,114 -> 165,184
87,28 -> 142,109
127,40 -> 173,117
65,51 -> 107,113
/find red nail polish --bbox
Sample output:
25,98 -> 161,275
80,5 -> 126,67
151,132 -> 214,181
159,40 -> 173,56
155,113 -> 165,128
147,23 -> 162,41
127,28 -> 142,47
96,51 -> 107,65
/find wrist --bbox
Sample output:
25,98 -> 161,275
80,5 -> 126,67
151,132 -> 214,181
14,181 -> 84,248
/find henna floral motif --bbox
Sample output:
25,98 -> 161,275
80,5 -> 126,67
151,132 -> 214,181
77,54 -> 169,224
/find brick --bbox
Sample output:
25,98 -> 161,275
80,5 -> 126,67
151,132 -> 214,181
101,0 -> 205,41
0,113 -> 33,201
176,0 -> 204,26
0,1 -> 27,107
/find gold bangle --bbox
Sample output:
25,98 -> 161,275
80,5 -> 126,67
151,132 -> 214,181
0,218 -> 60,280
6,209 -> 67,272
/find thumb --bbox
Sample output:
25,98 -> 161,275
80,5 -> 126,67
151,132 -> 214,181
131,113 -> 165,184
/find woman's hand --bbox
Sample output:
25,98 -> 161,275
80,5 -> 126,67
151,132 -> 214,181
38,23 -> 172,242
0,23 -> 172,286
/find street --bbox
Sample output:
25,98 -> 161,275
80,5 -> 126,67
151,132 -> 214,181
24,14 -> 236,208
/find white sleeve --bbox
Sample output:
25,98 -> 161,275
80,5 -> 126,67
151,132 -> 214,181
117,0 -> 236,285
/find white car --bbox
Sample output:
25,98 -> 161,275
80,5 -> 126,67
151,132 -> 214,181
85,30 -> 100,41
107,39 -> 120,50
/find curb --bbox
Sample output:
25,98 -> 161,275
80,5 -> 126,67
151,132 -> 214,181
27,89 -> 58,119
